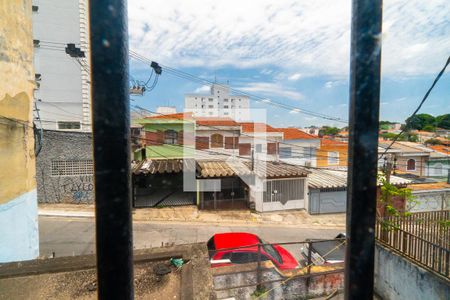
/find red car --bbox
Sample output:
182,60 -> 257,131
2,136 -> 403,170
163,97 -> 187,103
207,232 -> 299,270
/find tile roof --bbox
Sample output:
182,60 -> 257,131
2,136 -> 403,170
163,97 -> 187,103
146,112 -> 193,120
239,122 -> 280,133
197,160 -> 309,179
320,139 -> 348,146
275,127 -> 318,140
194,117 -> 240,127
428,145 -> 450,155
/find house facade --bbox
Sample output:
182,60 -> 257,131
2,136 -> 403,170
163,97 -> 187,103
238,122 -> 283,160
316,139 -> 348,168
275,127 -> 320,167
135,112 -> 195,160
378,141 -> 431,177
196,160 -> 309,212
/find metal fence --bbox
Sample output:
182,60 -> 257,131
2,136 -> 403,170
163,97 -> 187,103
375,210 -> 450,278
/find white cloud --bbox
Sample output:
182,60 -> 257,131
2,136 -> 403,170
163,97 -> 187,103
194,85 -> 210,93
289,108 -> 301,114
129,0 -> 450,77
238,82 -> 303,100
288,73 -> 302,81
260,69 -> 273,75
324,80 -> 347,88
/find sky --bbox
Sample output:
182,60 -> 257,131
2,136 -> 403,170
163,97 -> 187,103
127,0 -> 450,128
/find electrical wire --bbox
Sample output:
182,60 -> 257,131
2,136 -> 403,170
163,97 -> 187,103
128,50 -> 348,124
379,56 -> 450,160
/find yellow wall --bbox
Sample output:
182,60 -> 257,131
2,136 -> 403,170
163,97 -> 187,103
0,0 -> 36,204
317,143 -> 348,168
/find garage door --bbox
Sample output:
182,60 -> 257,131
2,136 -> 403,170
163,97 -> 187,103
309,189 -> 347,214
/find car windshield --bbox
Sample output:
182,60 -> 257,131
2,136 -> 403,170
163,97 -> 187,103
261,240 -> 282,264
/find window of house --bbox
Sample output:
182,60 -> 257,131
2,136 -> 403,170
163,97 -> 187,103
57,121 -> 81,130
224,112 -> 229,115
434,163 -> 443,175
328,151 -> 339,165
211,133 -> 224,148
224,99 -> 228,102
164,129 -> 178,144
224,105 -> 229,108
209,98 -> 213,101
208,105 -> 213,108
279,147 -> 292,158
407,159 -> 416,171
255,144 -> 262,153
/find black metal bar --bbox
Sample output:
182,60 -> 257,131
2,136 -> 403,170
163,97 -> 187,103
256,243 -> 262,290
345,0 -> 383,299
89,0 -> 134,299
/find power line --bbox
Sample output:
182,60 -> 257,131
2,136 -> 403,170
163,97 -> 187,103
379,56 -> 450,160
128,50 -> 348,124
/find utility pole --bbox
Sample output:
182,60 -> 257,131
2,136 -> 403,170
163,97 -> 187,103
345,0 -> 382,299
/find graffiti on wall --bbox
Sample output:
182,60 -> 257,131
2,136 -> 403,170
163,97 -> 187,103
45,175 -> 94,204
61,175 -> 94,203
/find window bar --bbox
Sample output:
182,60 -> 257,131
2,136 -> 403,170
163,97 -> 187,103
89,0 -> 134,299
345,0 -> 382,299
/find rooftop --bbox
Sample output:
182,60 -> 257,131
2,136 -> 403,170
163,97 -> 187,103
428,144 -> 450,155
308,168 -> 410,189
239,122 -> 280,133
320,139 -> 348,146
407,181 -> 450,191
194,117 -> 240,127
197,159 -> 309,179
275,127 -> 318,140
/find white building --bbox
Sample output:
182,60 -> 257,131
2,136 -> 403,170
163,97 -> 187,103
185,84 -> 250,121
33,0 -> 91,131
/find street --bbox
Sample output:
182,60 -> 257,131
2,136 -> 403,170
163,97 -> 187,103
39,216 -> 342,259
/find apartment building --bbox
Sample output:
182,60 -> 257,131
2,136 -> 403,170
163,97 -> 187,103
185,83 -> 250,121
32,0 -> 91,131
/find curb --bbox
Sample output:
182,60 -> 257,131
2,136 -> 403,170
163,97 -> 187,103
38,210 -> 94,218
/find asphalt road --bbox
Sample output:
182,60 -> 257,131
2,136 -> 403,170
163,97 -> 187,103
39,216 -> 342,259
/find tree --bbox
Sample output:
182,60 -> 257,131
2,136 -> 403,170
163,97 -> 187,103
422,124 -> 436,132
435,114 -> 450,129
405,113 -> 435,130
319,126 -> 340,136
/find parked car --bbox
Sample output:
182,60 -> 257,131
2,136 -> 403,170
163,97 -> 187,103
207,232 -> 299,270
299,233 -> 346,266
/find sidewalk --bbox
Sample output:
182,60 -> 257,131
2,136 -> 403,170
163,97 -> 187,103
38,204 -> 346,229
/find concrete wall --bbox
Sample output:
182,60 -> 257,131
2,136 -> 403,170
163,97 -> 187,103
36,130 -> 94,203
0,0 -> 39,262
409,190 -> 449,212
374,243 -> 450,300
213,262 -> 344,300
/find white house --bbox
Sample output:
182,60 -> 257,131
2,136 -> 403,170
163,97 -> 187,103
275,127 -> 321,167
